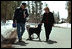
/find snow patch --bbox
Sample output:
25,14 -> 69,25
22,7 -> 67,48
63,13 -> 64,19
54,23 -> 71,28
1,20 -> 16,39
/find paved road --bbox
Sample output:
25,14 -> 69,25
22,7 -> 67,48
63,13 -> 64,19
12,25 -> 71,48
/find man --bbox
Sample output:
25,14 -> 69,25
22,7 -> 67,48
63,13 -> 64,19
13,3 -> 28,42
41,7 -> 55,43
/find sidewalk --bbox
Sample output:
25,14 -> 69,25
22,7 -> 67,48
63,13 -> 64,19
12,25 -> 71,48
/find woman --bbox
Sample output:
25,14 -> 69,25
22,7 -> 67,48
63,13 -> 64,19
41,7 -> 55,42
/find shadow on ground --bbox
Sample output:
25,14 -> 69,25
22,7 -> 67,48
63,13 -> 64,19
26,39 -> 57,44
13,41 -> 29,46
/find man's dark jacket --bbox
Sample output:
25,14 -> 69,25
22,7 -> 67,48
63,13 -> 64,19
13,7 -> 28,23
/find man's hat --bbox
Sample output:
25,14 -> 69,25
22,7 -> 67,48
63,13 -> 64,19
22,3 -> 26,6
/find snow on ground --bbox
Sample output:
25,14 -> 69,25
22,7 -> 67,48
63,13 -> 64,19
54,23 -> 71,28
1,20 -> 16,39
26,22 -> 71,28
26,22 -> 39,27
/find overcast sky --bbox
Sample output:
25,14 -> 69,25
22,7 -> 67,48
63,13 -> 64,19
22,1 -> 68,19
42,1 -> 68,19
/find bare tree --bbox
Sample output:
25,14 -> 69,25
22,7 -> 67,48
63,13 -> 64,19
1,1 -> 22,23
66,1 -> 71,23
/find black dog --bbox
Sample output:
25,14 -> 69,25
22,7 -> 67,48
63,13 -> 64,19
27,24 -> 42,41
